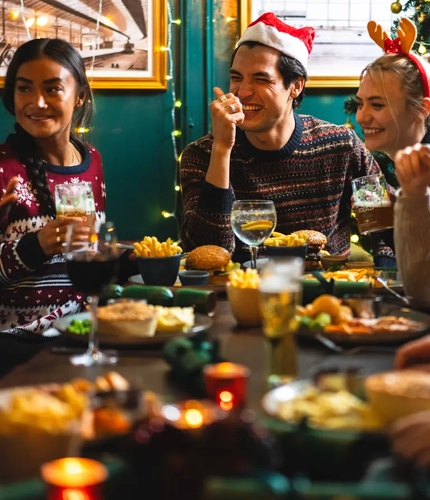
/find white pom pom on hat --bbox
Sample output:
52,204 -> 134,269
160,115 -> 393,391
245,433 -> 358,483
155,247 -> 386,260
237,12 -> 316,70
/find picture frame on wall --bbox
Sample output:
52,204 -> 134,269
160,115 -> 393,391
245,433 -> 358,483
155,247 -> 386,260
0,0 -> 167,90
239,0 -> 393,88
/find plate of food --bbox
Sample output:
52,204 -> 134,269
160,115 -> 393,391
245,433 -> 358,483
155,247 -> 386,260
54,303 -> 213,346
262,376 -> 383,431
296,294 -> 430,344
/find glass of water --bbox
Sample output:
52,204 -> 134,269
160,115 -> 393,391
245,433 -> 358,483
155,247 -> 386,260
231,200 -> 276,269
259,257 -> 304,388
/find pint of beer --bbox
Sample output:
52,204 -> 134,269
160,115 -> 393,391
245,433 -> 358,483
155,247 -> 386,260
55,182 -> 96,231
352,175 -> 393,234
259,257 -> 304,388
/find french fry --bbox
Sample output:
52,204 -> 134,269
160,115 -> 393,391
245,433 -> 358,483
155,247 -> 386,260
229,268 -> 260,289
132,236 -> 182,257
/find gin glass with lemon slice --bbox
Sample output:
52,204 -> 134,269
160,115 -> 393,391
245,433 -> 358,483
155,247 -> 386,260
231,200 -> 277,269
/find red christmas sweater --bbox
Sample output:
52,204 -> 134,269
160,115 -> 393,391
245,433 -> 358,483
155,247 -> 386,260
0,136 -> 106,337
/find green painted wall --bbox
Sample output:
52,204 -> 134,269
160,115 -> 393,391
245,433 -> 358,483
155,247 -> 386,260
0,0 -> 361,242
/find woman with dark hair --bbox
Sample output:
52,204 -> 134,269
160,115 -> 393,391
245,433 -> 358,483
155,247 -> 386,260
0,37 -> 106,342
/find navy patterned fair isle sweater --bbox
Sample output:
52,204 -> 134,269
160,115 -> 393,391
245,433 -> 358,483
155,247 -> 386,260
180,114 -> 382,259
0,135 -> 106,338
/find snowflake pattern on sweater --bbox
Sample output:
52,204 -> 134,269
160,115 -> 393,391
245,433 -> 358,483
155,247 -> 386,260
180,114 -> 382,258
0,136 -> 106,337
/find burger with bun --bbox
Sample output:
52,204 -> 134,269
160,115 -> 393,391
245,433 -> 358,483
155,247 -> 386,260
291,230 -> 328,271
185,245 -> 236,285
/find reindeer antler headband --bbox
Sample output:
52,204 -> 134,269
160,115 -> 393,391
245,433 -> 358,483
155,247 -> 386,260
367,18 -> 430,98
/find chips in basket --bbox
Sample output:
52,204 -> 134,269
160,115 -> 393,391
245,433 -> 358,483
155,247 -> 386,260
133,236 -> 182,257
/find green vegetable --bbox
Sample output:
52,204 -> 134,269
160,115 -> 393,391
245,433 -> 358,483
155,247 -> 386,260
67,318 -> 92,335
299,315 -> 312,327
309,312 -> 332,329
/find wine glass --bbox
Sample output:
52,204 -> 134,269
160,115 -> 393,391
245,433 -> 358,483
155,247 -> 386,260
231,200 -> 277,269
259,257 -> 304,388
65,221 -> 120,366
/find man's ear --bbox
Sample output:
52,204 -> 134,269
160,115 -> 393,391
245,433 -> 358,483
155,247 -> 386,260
290,76 -> 305,99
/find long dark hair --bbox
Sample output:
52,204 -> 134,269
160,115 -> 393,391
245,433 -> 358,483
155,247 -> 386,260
2,38 -> 94,216
231,41 -> 308,109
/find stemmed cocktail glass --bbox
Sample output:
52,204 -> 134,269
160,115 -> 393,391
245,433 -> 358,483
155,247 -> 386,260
231,200 -> 277,269
65,221 -> 120,366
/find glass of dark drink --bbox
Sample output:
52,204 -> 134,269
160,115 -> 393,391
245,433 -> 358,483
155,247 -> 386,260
352,174 -> 394,234
65,221 -> 120,366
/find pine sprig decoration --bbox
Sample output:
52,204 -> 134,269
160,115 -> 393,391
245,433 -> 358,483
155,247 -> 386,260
343,97 -> 357,115
392,0 -> 430,53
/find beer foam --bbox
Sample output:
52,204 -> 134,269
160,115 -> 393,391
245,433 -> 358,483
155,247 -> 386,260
354,200 -> 391,207
259,277 -> 301,294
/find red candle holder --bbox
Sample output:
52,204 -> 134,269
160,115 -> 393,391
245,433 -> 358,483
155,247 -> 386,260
203,362 -> 250,410
41,457 -> 108,500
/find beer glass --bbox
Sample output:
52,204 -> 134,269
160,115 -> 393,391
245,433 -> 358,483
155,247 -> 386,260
259,257 -> 304,388
352,175 -> 393,234
55,182 -> 96,232
231,200 -> 277,269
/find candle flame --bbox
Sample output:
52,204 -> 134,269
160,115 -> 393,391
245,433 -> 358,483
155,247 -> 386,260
184,408 -> 203,428
62,489 -> 89,500
219,391 -> 234,411
63,459 -> 84,475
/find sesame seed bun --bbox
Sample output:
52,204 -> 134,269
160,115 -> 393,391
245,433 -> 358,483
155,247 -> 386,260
292,230 -> 327,247
186,245 -> 231,272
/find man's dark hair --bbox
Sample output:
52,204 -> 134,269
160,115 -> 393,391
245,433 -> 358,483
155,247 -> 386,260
231,41 -> 308,109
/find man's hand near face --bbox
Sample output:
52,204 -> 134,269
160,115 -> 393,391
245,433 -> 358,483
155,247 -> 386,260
205,87 -> 244,189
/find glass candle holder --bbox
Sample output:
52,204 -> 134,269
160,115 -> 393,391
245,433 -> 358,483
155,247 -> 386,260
41,457 -> 108,500
203,362 -> 250,411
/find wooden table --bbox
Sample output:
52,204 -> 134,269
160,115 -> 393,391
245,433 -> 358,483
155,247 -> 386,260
0,300 -> 397,411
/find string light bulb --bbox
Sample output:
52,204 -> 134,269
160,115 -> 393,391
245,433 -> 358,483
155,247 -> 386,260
160,0 -> 182,227
162,211 -> 175,218
350,234 -> 360,243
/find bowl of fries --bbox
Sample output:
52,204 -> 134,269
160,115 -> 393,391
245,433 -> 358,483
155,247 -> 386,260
134,236 -> 182,286
227,269 -> 261,326
264,231 -> 307,259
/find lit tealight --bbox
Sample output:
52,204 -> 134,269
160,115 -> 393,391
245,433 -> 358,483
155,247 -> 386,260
184,409 -> 204,428
204,362 -> 250,409
41,458 -> 108,488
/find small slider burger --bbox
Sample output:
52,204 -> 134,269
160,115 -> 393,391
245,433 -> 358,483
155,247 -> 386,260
186,245 -> 234,285
292,230 -> 328,271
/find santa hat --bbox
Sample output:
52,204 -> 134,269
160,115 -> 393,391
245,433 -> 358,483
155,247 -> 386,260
237,12 -> 315,70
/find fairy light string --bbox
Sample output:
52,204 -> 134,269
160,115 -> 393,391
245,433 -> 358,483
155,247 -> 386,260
161,0 -> 182,222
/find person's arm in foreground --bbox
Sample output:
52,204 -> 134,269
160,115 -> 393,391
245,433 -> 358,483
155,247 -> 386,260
394,143 -> 430,308
391,409 -> 430,468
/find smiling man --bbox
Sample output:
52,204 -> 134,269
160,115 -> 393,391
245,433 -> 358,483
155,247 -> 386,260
180,13 -> 383,261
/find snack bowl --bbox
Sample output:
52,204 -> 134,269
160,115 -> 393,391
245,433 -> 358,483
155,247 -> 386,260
345,261 -> 375,270
226,282 -> 261,326
137,253 -> 182,286
320,254 -> 349,271
264,244 -> 307,260
0,388 -> 83,482
178,270 -> 210,286
365,371 -> 430,425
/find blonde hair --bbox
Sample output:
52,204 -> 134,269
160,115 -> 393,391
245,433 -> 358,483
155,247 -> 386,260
360,53 -> 430,127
